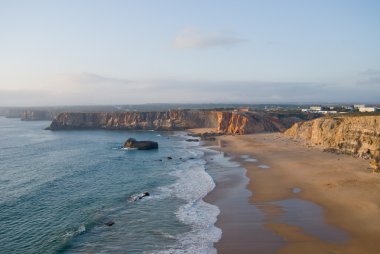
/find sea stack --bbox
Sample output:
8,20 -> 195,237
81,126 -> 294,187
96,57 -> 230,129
123,138 -> 158,150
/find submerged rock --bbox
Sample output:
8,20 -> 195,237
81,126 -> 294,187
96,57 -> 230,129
123,138 -> 158,150
128,192 -> 150,202
186,138 -> 199,142
104,221 -> 115,227
190,132 -> 222,141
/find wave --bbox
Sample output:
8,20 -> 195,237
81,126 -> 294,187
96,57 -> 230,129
153,136 -> 222,254
61,223 -> 87,246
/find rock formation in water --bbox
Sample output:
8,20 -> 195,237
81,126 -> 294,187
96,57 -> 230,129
123,138 -> 158,150
47,110 -> 309,134
285,116 -> 380,170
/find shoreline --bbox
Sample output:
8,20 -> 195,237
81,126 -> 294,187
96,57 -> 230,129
201,146 -> 285,254
197,130 -> 380,253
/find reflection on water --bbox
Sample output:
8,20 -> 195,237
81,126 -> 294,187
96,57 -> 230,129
292,187 -> 302,193
272,198 -> 348,243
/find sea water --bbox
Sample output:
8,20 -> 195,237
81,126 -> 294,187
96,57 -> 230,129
0,117 -> 221,254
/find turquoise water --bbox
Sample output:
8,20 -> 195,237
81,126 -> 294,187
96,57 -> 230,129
0,117 -> 221,254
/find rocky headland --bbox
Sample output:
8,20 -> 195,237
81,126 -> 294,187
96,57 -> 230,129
285,115 -> 380,171
21,110 -> 56,121
47,110 -> 314,134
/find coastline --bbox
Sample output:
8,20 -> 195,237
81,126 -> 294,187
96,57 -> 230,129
201,147 -> 285,254
197,131 -> 380,253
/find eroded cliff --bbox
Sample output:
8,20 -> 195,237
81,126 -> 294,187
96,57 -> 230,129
215,111 -> 286,134
21,111 -> 56,121
48,110 -> 218,131
47,110 -> 295,134
285,116 -> 380,171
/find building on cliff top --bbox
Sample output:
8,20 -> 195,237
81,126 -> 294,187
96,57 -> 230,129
359,107 -> 378,112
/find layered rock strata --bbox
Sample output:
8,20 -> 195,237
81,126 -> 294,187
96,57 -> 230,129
285,116 -> 380,170
47,110 -> 294,134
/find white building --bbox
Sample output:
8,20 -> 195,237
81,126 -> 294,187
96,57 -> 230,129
359,107 -> 378,112
310,106 -> 322,111
354,104 -> 365,109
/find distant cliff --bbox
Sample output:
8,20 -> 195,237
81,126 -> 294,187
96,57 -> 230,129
285,116 -> 380,171
48,110 -> 216,130
47,110 -> 304,134
21,111 -> 56,121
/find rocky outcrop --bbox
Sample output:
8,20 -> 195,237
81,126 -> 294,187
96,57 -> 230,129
47,110 -> 315,135
21,111 -> 55,121
123,138 -> 158,150
216,111 -> 287,134
285,116 -> 380,169
47,110 -> 218,131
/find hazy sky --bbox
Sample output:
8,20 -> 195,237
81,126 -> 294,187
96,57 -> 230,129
0,0 -> 379,106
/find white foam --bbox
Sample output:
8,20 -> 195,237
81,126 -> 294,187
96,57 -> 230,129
170,164 -> 212,202
257,164 -> 270,169
240,154 -> 257,162
77,224 -> 86,234
121,147 -> 138,150
154,139 -> 221,254
210,153 -> 241,168
128,192 -> 151,202
62,224 -> 86,240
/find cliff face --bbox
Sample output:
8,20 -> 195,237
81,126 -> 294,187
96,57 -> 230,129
21,111 -> 55,121
216,111 -> 286,134
285,116 -> 380,171
48,110 -> 217,131
47,110 -> 290,134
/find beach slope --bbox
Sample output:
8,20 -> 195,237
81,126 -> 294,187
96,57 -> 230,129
207,132 -> 380,254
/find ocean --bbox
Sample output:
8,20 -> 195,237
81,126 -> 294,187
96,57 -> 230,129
0,117 -> 221,254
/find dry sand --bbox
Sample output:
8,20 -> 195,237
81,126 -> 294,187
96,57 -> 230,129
196,131 -> 380,254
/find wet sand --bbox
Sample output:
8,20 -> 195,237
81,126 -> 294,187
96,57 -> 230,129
198,131 -> 380,254
202,149 -> 285,254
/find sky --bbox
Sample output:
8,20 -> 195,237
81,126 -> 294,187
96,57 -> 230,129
0,0 -> 379,106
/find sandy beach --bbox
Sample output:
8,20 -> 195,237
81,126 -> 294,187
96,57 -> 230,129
199,131 -> 380,254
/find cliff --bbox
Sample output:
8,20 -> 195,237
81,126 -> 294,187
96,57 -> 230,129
215,111 -> 286,134
285,116 -> 380,171
21,110 -> 56,121
47,110 -> 298,134
48,110 -> 218,131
